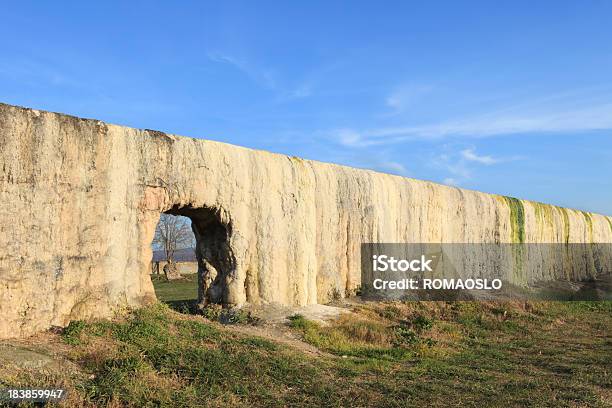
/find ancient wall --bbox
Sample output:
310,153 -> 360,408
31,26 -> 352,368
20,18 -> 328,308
1,103 -> 611,338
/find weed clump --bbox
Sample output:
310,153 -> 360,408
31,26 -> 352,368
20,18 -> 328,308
201,305 -> 260,325
62,320 -> 87,345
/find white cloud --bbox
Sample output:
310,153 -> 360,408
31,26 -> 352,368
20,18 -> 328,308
336,129 -> 362,147
432,147 -> 518,187
460,148 -> 499,165
385,95 -> 402,110
328,149 -> 410,177
206,52 -> 244,69
435,154 -> 471,182
335,100 -> 612,147
385,84 -> 434,112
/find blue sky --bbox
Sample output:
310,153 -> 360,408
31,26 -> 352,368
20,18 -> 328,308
1,1 -> 611,215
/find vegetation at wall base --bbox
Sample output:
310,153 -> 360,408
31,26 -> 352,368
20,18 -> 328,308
1,299 -> 610,407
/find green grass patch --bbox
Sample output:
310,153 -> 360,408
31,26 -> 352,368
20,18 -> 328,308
1,301 -> 610,407
151,273 -> 198,303
151,273 -> 199,313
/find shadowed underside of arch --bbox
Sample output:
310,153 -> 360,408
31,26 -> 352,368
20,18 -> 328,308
164,205 -> 235,307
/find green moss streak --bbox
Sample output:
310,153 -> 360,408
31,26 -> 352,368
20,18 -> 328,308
533,202 -> 543,222
580,211 -> 593,243
501,196 -> 526,283
502,196 -> 525,244
532,202 -> 555,238
558,207 -> 570,245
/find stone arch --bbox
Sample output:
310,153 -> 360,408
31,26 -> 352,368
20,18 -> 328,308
164,205 -> 236,308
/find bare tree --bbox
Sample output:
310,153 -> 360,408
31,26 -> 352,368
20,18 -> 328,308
153,214 -> 195,262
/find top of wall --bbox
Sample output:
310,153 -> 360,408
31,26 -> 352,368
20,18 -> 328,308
1,101 -> 609,219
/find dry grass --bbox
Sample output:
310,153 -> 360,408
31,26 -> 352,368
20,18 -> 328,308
0,301 -> 610,407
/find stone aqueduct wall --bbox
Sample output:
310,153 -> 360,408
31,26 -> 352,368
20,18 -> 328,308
1,102 -> 611,339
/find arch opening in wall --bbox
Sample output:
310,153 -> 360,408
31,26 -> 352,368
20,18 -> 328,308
150,213 -> 198,312
164,205 -> 235,310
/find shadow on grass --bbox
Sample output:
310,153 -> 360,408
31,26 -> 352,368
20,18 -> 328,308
164,299 -> 199,314
151,273 -> 199,314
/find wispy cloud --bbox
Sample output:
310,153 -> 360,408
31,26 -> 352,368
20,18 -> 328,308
207,51 -> 320,102
324,147 -> 411,177
460,148 -> 499,165
377,161 -> 409,176
0,57 -> 85,89
385,83 -> 434,112
433,147 -> 519,186
287,83 -> 312,99
434,152 -> 472,186
443,177 -> 459,186
336,129 -> 362,146
207,51 -> 277,89
334,99 -> 612,147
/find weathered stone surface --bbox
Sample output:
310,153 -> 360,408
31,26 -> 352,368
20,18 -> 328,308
1,102 -> 611,339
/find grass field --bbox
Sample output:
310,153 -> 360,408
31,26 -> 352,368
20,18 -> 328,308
150,274 -> 198,311
1,278 -> 610,407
